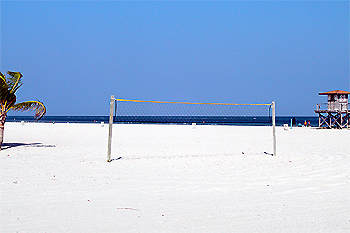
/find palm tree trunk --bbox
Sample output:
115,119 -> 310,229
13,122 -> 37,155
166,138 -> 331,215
0,112 -> 6,150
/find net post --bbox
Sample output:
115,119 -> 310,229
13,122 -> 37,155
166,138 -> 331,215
272,101 -> 276,156
107,95 -> 115,162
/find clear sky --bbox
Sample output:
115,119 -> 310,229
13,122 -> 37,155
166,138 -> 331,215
1,1 -> 349,116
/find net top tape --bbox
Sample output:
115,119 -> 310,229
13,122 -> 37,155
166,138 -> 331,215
115,99 -> 271,106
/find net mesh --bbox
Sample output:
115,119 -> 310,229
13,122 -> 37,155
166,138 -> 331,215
114,99 -> 272,125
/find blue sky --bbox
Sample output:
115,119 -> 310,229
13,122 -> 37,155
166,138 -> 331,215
1,1 -> 349,116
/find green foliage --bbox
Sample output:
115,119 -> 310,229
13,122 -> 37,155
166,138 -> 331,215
7,71 -> 23,94
0,71 -> 17,108
0,71 -> 46,120
11,101 -> 46,120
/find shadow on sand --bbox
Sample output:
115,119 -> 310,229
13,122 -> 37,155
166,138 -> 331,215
1,142 -> 56,150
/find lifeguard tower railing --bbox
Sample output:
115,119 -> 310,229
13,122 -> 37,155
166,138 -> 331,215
316,103 -> 349,113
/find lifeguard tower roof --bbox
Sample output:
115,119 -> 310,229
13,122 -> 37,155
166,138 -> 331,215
319,90 -> 350,95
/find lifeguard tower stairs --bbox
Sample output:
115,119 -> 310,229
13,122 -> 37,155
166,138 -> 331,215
315,90 -> 350,129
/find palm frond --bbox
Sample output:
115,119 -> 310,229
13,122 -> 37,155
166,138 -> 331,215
0,71 -> 7,85
10,100 -> 46,120
0,72 -> 8,93
0,91 -> 16,108
1,72 -> 17,109
6,71 -> 23,94
1,73 -> 7,95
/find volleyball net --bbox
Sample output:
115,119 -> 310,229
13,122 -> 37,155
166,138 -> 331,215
107,96 -> 276,161
114,98 -> 273,125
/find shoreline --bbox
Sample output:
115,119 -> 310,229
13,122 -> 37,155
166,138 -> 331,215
5,115 -> 320,127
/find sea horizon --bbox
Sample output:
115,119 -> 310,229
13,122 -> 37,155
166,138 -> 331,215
6,115 -> 319,127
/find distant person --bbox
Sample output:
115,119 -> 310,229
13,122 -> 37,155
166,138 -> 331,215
292,117 -> 296,126
304,120 -> 307,127
308,120 -> 311,127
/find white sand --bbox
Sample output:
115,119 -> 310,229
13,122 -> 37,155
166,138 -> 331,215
1,122 -> 349,232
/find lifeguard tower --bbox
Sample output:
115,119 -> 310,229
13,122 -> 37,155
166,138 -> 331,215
315,90 -> 350,128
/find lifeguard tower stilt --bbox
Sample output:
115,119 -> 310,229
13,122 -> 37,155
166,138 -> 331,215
315,90 -> 350,129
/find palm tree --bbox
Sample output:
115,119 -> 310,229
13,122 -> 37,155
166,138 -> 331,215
0,71 -> 46,150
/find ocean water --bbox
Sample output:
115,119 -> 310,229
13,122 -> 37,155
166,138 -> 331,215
6,115 -> 319,127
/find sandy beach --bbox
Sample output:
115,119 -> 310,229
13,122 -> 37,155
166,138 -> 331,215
1,122 -> 349,232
